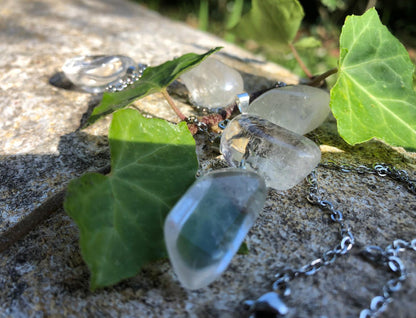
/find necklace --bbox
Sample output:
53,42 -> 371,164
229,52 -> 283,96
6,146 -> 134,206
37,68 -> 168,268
243,163 -> 415,318
166,59 -> 416,317
62,54 -> 416,317
61,55 -> 147,93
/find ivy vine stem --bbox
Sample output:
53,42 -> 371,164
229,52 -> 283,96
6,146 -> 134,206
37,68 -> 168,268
289,42 -> 313,79
161,88 -> 187,121
307,67 -> 338,87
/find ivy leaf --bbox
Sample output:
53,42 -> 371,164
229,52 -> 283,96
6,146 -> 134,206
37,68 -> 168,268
233,0 -> 304,46
330,8 -> 416,149
64,109 -> 198,290
88,47 -> 222,124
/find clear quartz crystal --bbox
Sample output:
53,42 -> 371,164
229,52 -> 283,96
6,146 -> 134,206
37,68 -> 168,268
244,85 -> 330,134
62,55 -> 135,93
220,114 -> 321,190
164,168 -> 266,290
180,58 -> 244,109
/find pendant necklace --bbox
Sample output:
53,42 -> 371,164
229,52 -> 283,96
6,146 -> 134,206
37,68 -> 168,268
164,57 -> 416,318
62,54 -> 416,317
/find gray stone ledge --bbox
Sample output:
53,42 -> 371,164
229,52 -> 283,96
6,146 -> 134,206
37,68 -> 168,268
0,0 -> 415,317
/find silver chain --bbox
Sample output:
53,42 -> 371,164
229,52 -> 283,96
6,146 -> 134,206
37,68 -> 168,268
107,75 -> 416,315
360,238 -> 416,317
103,74 -> 416,315
244,163 -> 416,317
186,115 -> 210,133
105,76 -> 416,316
105,63 -> 147,92
320,161 -> 416,194
270,169 -> 355,296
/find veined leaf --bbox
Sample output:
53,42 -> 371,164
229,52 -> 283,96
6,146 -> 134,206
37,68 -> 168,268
330,8 -> 416,149
88,47 -> 222,124
64,109 -> 198,289
233,0 -> 304,46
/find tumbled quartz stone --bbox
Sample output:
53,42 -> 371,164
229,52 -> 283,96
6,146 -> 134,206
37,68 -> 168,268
62,55 -> 135,93
244,85 -> 330,135
220,114 -> 321,190
180,58 -> 244,109
164,168 -> 266,290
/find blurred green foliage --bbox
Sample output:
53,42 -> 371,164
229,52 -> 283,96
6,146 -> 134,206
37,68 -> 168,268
134,0 -> 415,81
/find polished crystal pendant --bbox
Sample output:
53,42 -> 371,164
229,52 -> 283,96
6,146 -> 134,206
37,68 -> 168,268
220,114 -> 321,190
164,168 -> 266,290
243,85 -> 330,135
62,55 -> 135,93
180,58 -> 244,109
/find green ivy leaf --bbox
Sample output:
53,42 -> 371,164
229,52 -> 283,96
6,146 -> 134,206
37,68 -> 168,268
330,8 -> 416,149
64,109 -> 198,290
233,0 -> 304,46
88,47 -> 222,124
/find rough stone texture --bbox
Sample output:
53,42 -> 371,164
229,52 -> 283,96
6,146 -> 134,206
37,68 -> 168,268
0,0 -> 295,234
0,0 -> 415,317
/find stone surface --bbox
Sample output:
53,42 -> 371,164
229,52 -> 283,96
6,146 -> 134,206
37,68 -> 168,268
0,0 -> 415,317
62,55 -> 135,93
164,168 -> 266,290
180,58 -> 244,109
220,114 -> 321,190
245,85 -> 331,135
0,0 -> 295,236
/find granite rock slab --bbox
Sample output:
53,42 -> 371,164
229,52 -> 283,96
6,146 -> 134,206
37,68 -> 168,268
0,0 -> 415,317
0,0 -> 296,235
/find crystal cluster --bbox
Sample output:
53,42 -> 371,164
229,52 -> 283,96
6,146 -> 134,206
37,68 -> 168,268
62,55 -> 135,93
180,58 -> 244,109
164,169 -> 266,289
220,114 -> 321,190
164,62 -> 324,290
244,85 -> 330,135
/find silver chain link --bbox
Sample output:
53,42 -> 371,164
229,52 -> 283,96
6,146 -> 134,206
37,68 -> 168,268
186,115 -> 219,143
105,63 -> 147,92
320,161 -> 416,194
271,168 -> 355,296
360,238 -> 416,317
186,115 -> 209,133
245,163 -> 416,317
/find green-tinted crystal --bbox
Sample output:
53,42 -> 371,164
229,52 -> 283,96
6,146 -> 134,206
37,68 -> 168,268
164,168 -> 266,289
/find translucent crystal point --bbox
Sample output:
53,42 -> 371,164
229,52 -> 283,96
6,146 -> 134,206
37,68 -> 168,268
164,168 -> 266,290
244,85 -> 330,134
180,58 -> 244,109
220,114 -> 321,190
62,55 -> 135,93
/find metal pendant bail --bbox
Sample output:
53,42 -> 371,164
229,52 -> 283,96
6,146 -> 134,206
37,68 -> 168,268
236,92 -> 250,113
